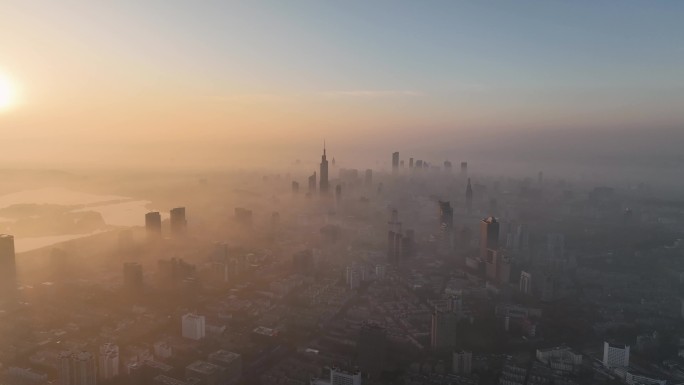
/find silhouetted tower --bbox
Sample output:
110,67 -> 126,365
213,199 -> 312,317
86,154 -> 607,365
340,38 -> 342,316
409,158 -> 414,169
364,169 -> 373,187
123,262 -> 143,291
0,234 -> 17,295
460,162 -> 468,179
392,152 -> 399,173
145,212 -> 162,238
358,322 -> 387,377
438,201 -> 454,230
170,207 -> 187,235
465,178 -> 473,214
319,143 -> 329,194
308,172 -> 317,193
335,184 -> 342,204
291,181 -> 299,193
479,217 -> 499,260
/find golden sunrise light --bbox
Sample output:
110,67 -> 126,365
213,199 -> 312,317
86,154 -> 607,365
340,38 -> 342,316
0,71 -> 18,111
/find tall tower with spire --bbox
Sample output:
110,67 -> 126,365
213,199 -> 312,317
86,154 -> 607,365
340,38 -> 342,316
319,142 -> 329,194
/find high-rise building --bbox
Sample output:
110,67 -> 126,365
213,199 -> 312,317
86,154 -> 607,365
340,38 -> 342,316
479,217 -> 499,260
409,157 -> 414,169
465,179 -> 473,214
460,162 -> 468,178
291,181 -> 299,193
335,184 -> 342,204
181,313 -> 206,340
308,172 -> 317,193
123,262 -> 143,291
392,152 -> 399,173
520,271 -> 532,294
145,212 -> 162,238
444,160 -> 452,172
320,144 -> 329,194
358,322 -> 387,377
169,207 -> 187,235
0,234 -> 17,294
98,343 -> 119,381
346,265 -> 361,290
431,310 -> 458,351
60,351 -> 96,385
452,351 -> 472,375
603,342 -> 629,368
364,169 -> 373,187
439,201 -> 454,230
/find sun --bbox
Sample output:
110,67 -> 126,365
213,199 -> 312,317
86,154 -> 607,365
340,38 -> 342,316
0,72 -> 17,111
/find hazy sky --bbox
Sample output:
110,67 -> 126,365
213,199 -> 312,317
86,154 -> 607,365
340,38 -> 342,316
1,1 -> 683,168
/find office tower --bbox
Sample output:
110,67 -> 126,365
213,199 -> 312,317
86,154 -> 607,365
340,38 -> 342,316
169,207 -> 187,235
319,143 -> 329,194
479,217 -> 499,260
603,342 -> 630,368
0,234 -> 17,293
391,151 -> 399,173
328,368 -> 362,385
452,351 -> 472,375
444,160 -> 452,171
520,271 -> 532,294
346,265 -> 361,290
465,178 -> 473,214
409,157 -> 414,169
460,162 -> 468,178
208,350 -> 242,384
308,172 -> 317,193
507,223 -> 530,253
60,351 -> 96,385
415,159 -> 423,169
439,201 -> 454,230
98,344 -> 119,381
335,184 -> 342,204
145,212 -> 162,238
181,313 -> 206,340
364,169 -> 373,186
123,262 -> 143,291
431,310 -> 458,350
358,322 -> 387,377
291,181 -> 299,193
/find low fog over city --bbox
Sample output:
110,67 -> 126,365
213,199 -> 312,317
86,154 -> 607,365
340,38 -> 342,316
1,1 -> 684,385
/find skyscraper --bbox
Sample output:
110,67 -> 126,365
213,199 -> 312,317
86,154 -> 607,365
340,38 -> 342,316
358,322 -> 387,377
98,343 -> 119,381
392,152 -> 399,173
182,313 -> 206,340
465,178 -> 473,214
308,172 -> 317,193
319,143 -> 329,194
431,310 -> 458,351
364,169 -> 373,187
60,351 -> 97,385
439,201 -> 454,230
145,212 -> 162,238
479,217 -> 499,260
460,162 -> 468,178
291,181 -> 299,193
409,157 -> 414,169
170,207 -> 187,235
0,234 -> 17,293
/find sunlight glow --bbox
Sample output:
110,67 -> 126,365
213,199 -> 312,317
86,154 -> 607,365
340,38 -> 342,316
0,72 -> 17,111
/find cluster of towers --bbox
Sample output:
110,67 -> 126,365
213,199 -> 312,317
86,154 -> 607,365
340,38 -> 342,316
144,207 -> 187,239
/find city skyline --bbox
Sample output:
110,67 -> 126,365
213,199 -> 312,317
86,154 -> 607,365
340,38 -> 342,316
0,1 -> 683,172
